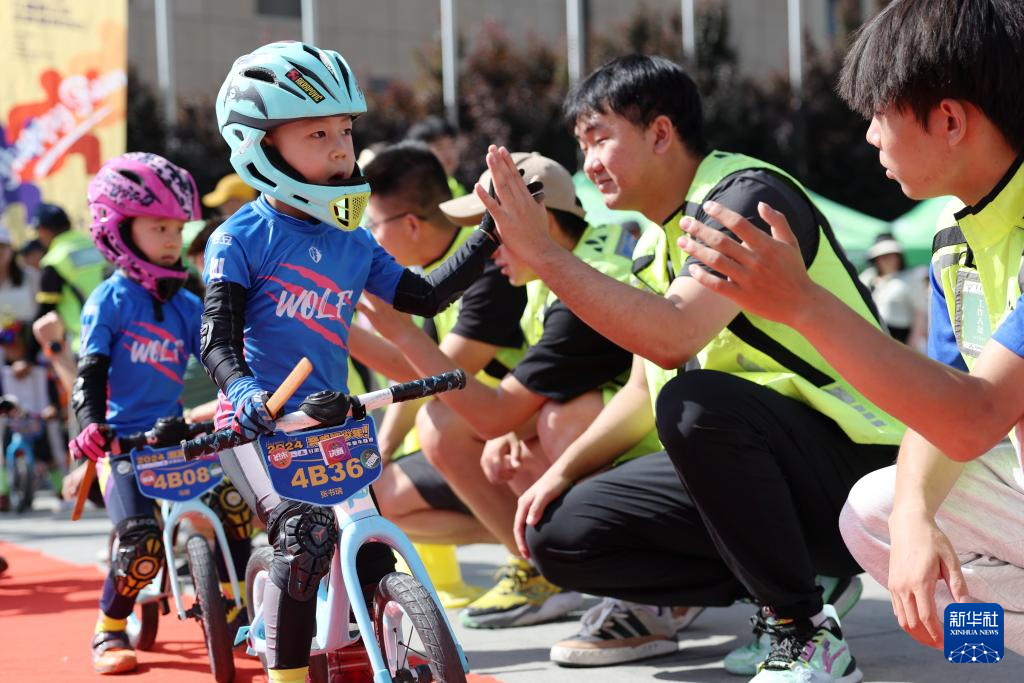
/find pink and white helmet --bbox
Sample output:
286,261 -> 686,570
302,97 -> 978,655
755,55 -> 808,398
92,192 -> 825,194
87,152 -> 200,302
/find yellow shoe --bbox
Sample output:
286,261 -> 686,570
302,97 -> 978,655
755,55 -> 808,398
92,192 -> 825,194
396,543 -> 485,609
91,631 -> 138,675
459,557 -> 582,629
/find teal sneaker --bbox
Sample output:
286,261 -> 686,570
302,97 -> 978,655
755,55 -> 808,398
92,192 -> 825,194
749,604 -> 862,682
724,576 -> 863,676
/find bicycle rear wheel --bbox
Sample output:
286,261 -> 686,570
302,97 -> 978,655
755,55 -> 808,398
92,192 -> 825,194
373,572 -> 466,683
187,535 -> 235,683
11,450 -> 33,513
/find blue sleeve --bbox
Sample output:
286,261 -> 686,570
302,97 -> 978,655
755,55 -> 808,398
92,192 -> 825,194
362,229 -> 406,303
186,293 -> 203,362
203,224 -> 252,289
992,293 -> 1024,358
79,287 -> 118,357
926,264 -> 968,371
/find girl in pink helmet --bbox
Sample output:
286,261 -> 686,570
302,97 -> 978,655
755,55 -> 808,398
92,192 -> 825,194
72,152 -> 252,674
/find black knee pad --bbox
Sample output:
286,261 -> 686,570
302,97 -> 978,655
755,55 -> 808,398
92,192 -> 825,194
204,479 -> 253,541
112,516 -> 164,598
266,503 -> 338,601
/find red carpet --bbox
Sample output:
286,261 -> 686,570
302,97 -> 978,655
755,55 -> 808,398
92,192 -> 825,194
0,542 -> 501,682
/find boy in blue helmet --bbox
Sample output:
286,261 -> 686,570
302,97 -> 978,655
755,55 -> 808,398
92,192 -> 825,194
205,41 -> 506,682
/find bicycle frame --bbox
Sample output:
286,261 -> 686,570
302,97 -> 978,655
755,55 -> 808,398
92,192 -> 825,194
240,442 -> 470,683
160,496 -> 243,619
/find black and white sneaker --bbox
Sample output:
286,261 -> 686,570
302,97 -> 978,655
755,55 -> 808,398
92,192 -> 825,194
550,598 -> 704,667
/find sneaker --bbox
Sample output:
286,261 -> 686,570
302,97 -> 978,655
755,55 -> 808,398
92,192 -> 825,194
92,631 -> 138,675
724,576 -> 863,676
459,557 -> 583,629
550,598 -> 705,667
749,604 -> 862,682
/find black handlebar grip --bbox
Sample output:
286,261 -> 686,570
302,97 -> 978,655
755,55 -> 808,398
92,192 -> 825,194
389,369 -> 467,403
183,428 -> 245,460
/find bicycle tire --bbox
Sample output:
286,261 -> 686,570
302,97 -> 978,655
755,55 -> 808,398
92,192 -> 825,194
131,602 -> 161,650
187,535 -> 236,683
11,450 -> 33,513
244,545 -> 273,670
373,572 -> 466,683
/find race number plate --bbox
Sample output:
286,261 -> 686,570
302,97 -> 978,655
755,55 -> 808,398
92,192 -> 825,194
130,445 -> 223,502
256,417 -> 383,506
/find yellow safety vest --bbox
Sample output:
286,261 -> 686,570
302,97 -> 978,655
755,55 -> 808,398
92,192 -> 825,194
631,151 -> 904,446
39,230 -> 106,354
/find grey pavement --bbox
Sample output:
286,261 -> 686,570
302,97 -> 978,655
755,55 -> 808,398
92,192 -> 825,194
1,492 -> 1019,682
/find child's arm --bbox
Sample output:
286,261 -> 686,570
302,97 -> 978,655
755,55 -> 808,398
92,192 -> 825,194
69,295 -> 116,461
391,228 -> 499,317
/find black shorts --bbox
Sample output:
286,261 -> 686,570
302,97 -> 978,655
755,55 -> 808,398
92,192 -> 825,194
394,450 -> 471,515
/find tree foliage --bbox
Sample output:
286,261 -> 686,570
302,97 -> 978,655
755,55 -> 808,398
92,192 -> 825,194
125,4 -> 913,219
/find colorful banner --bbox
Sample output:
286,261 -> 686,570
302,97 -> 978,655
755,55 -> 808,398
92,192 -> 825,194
0,0 -> 127,242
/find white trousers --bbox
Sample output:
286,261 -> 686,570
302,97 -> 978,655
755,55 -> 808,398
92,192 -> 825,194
839,443 -> 1024,655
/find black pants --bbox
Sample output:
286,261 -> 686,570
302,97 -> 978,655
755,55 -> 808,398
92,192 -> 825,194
221,445 -> 395,670
528,370 -> 896,620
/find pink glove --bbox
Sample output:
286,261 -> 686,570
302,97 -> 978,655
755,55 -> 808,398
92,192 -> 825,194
69,423 -> 114,462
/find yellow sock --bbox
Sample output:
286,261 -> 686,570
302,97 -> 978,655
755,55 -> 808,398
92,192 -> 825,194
95,611 -> 128,634
268,667 -> 308,683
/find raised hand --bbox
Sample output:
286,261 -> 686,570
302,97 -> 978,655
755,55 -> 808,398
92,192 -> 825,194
678,200 -> 817,326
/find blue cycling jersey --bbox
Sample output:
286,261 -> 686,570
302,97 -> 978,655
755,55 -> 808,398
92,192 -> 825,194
203,195 -> 405,416
80,271 -> 202,434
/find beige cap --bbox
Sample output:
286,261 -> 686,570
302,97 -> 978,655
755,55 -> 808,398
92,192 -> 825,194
439,152 -> 586,225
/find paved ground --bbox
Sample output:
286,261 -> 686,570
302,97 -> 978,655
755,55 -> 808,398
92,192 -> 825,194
1,493 -> 1019,682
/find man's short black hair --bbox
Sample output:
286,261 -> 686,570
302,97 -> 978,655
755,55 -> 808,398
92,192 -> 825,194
34,202 -> 71,232
550,209 -> 588,242
406,116 -> 458,144
363,141 -> 453,216
839,0 -> 1024,152
564,54 -> 708,157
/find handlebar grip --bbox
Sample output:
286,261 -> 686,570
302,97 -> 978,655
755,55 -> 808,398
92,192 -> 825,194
183,428 -> 245,460
389,369 -> 467,403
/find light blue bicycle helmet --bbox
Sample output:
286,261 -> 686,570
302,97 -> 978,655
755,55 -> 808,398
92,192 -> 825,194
216,41 -> 369,230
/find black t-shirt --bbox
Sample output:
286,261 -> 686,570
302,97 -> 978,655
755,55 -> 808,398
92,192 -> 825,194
422,259 -> 527,381
511,300 -> 631,403
683,169 -> 820,278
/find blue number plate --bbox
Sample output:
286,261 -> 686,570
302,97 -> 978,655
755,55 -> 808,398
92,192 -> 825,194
130,445 -> 224,502
256,417 -> 382,506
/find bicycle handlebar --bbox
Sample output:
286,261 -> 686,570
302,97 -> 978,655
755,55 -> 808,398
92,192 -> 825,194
115,420 -> 215,453
181,368 -> 467,460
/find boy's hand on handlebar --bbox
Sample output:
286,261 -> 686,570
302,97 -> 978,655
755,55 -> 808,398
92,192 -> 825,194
232,391 -> 277,440
299,390 -> 352,427
149,416 -> 191,445
69,423 -> 115,462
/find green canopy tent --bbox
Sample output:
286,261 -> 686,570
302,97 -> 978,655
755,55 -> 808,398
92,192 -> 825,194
805,190 -> 889,268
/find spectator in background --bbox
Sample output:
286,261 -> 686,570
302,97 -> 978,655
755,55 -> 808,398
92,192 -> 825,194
859,233 -> 922,344
407,115 -> 466,197
201,172 -> 257,218
18,239 -> 46,272
0,225 -> 39,376
33,203 -> 107,355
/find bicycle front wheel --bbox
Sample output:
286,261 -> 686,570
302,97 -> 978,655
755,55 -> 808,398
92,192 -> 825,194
187,535 -> 235,683
373,572 -> 466,683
